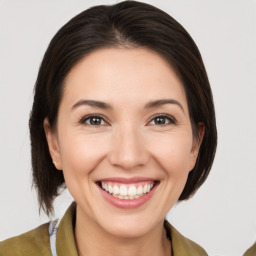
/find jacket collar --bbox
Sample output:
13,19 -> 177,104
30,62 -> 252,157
56,202 -> 78,256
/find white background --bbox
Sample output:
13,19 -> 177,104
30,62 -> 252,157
0,0 -> 255,255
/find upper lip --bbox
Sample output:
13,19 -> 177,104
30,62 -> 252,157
96,176 -> 158,184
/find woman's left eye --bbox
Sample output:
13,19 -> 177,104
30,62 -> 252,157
149,115 -> 175,126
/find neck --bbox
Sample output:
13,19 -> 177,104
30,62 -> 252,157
74,207 -> 172,256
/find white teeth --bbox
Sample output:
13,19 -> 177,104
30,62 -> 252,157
128,186 -> 137,196
120,185 -> 128,196
101,181 -> 155,199
108,184 -> 113,194
113,185 -> 119,195
104,183 -> 109,192
137,186 -> 143,195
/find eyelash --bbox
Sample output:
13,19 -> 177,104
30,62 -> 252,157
80,114 -> 109,126
79,114 -> 176,127
148,114 -> 176,126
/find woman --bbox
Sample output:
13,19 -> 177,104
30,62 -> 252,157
0,1 -> 217,255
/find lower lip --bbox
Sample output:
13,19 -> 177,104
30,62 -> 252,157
98,184 -> 158,209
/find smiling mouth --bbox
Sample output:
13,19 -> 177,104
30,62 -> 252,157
97,180 -> 158,200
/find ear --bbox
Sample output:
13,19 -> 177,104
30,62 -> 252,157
189,123 -> 205,171
43,118 -> 62,170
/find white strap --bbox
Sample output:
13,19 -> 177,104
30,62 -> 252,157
49,219 -> 60,256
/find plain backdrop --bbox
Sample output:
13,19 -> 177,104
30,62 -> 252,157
0,0 -> 255,255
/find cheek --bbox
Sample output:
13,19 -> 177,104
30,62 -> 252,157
58,133 -> 107,179
57,133 -> 110,204
149,133 -> 193,175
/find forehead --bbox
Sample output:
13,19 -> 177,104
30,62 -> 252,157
62,47 -> 188,110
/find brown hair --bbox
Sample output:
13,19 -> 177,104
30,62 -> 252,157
29,0 -> 217,215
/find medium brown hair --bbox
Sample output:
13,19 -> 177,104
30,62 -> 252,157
29,0 -> 217,215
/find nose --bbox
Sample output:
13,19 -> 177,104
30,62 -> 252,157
108,125 -> 149,170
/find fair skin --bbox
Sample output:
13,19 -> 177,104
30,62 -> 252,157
44,48 -> 204,256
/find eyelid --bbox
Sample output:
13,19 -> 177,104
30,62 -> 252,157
79,114 -> 110,126
147,114 -> 176,125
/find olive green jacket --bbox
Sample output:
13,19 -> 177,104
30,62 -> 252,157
243,242 -> 256,256
0,203 -> 207,256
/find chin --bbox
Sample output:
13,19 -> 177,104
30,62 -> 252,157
97,214 -> 161,239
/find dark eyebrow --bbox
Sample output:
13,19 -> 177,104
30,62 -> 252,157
71,100 -> 112,110
145,99 -> 184,113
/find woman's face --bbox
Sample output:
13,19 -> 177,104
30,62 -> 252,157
45,48 -> 202,238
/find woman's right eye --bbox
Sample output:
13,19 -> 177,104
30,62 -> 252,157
80,115 -> 107,126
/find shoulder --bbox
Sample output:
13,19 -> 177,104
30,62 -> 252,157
164,221 -> 208,256
0,222 -> 52,256
243,242 -> 256,256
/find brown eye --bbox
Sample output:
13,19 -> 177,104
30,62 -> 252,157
81,115 -> 107,126
149,115 -> 175,126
